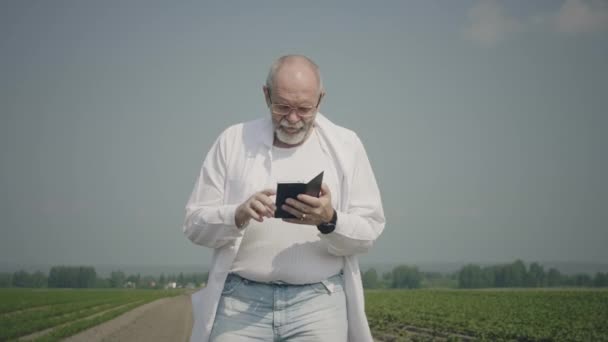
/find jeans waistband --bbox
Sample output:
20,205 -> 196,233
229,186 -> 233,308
228,271 -> 343,287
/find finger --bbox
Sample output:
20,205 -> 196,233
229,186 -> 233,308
320,183 -> 331,196
260,188 -> 276,196
260,200 -> 276,217
281,204 -> 302,218
251,200 -> 271,218
295,194 -> 321,207
256,192 -> 277,209
246,207 -> 262,222
265,202 -> 277,216
254,195 -> 275,217
285,198 -> 311,213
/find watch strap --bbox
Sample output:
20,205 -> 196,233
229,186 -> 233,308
317,209 -> 337,234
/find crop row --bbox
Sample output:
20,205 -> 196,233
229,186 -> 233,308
0,288 -> 161,314
365,288 -> 608,341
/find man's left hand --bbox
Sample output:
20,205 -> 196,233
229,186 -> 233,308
282,183 -> 334,226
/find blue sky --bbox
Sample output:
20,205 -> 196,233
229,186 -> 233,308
1,0 -> 607,268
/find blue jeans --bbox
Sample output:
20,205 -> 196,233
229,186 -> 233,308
209,272 -> 347,341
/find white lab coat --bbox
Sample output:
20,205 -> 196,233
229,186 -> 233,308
184,113 -> 385,342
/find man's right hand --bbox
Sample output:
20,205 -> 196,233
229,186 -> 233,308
235,189 -> 276,228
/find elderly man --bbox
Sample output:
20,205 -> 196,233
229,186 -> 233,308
184,55 -> 385,342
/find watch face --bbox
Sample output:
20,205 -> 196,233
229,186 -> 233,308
318,223 -> 336,234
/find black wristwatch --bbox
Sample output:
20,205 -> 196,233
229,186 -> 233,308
317,209 -> 337,234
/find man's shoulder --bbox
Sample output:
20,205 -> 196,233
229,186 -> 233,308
217,117 -> 269,143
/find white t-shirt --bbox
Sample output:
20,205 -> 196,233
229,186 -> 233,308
230,128 -> 344,284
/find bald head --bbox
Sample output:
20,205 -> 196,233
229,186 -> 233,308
265,55 -> 324,96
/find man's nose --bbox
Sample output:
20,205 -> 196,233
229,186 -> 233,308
286,111 -> 301,123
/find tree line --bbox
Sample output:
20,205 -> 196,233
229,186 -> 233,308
362,265 -> 440,289
362,260 -> 608,289
457,260 -> 608,288
2,262 -> 606,289
0,266 -> 208,289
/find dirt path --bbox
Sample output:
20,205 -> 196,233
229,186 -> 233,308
64,293 -> 193,342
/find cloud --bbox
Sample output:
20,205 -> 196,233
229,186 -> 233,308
463,0 -> 608,45
462,0 -> 523,45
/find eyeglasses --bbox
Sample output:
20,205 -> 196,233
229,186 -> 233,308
268,90 -> 322,118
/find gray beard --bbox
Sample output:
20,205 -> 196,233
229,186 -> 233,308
274,118 -> 310,145
275,126 -> 308,145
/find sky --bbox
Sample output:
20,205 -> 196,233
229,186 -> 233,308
1,0 -> 607,270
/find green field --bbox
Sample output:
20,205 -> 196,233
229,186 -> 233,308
4,287 -> 607,341
366,288 -> 608,341
0,288 -> 184,342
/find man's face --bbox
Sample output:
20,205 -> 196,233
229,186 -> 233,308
265,66 -> 323,146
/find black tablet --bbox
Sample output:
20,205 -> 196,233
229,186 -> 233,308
274,171 -> 324,219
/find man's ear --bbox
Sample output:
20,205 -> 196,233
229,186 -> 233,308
263,86 -> 271,107
317,91 -> 326,108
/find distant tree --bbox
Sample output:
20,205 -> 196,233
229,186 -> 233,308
78,267 -> 96,288
140,275 -> 157,289
126,273 -> 141,287
48,266 -> 96,288
178,273 -> 185,287
0,273 -> 12,287
573,274 -> 593,287
458,264 -> 486,288
502,260 -> 526,287
381,271 -> 392,288
12,270 -> 46,288
95,277 -> 110,288
109,270 -> 126,288
67,267 -> 78,286
12,270 -> 31,287
481,267 -> 496,287
48,267 -> 60,287
422,272 -> 458,288
30,271 -> 47,288
526,262 -> 546,287
362,268 -> 379,289
190,273 -> 208,287
454,261 -> 603,289
391,265 -> 422,289
493,265 -> 507,287
594,272 -> 608,287
10,269 -> 47,288
547,268 -> 562,287
502,262 -> 526,287
183,273 -> 192,286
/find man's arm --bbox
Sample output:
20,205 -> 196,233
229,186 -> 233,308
182,130 -> 245,249
321,134 -> 386,256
